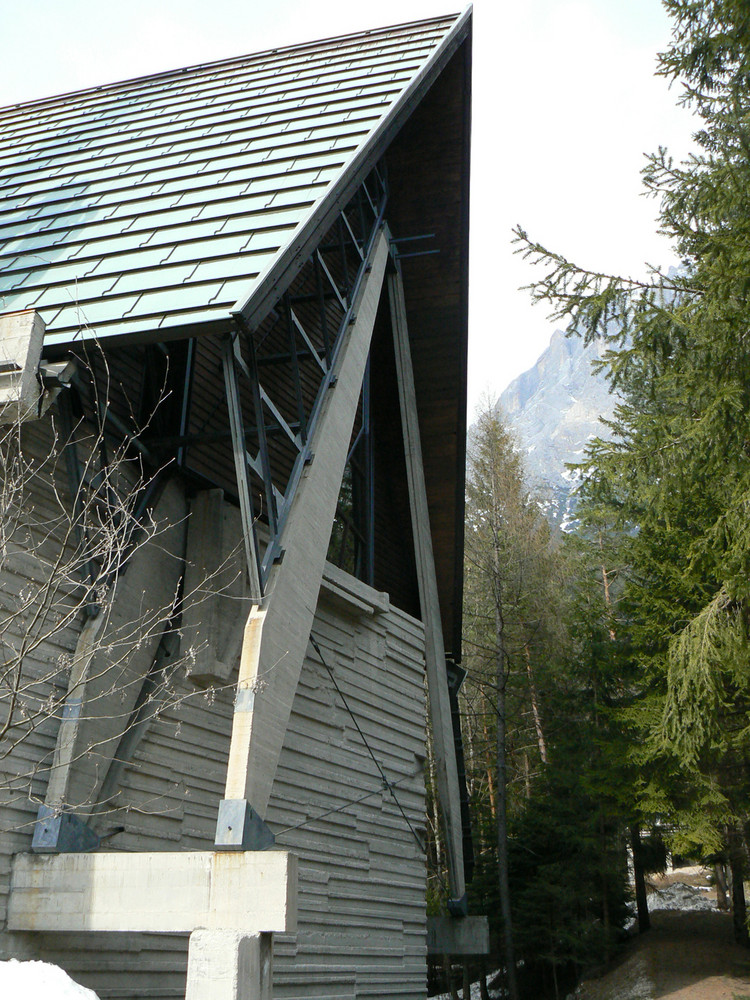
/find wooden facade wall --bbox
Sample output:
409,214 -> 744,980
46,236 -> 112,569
0,419 -> 427,1000
385,41 -> 471,661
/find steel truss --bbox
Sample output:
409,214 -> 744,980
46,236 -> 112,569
52,168 -> 387,607
221,166 -> 387,600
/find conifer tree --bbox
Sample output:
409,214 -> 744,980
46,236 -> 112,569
463,408 -> 620,994
514,0 -> 750,940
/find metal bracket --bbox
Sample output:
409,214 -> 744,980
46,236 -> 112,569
215,799 -> 275,851
447,893 -> 468,918
31,805 -> 100,854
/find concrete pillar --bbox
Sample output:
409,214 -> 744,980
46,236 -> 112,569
216,229 -> 390,839
186,931 -> 272,1000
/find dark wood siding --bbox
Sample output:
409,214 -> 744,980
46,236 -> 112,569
385,39 -> 471,660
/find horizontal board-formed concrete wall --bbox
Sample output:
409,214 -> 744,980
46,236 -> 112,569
0,423 -> 427,999
0,418 -> 83,930
270,595 -> 427,1000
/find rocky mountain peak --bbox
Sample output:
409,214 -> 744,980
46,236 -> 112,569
496,329 -> 616,528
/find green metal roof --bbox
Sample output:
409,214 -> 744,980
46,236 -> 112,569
0,12 -> 469,347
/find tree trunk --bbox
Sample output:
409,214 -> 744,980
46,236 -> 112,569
601,563 -> 617,641
463,699 -> 477,801
482,716 -> 497,822
598,811 -> 612,962
732,864 -> 748,946
479,963 -> 490,1000
443,956 -> 459,1000
714,862 -> 730,911
523,643 -> 547,763
728,826 -> 749,947
522,751 -> 531,799
495,595 -> 519,1000
630,824 -> 650,933
597,535 -> 617,643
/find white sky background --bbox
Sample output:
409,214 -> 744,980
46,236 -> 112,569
0,0 -> 696,415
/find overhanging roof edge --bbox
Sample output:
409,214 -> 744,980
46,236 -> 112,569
230,6 -> 472,331
41,316 -> 234,355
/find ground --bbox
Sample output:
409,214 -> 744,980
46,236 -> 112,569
573,868 -> 750,1000
434,866 -> 750,1000
573,909 -> 750,1000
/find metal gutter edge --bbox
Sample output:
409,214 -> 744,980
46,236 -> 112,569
451,18 -> 472,663
230,6 -> 473,331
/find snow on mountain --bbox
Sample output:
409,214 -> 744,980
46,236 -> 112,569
496,329 -> 617,528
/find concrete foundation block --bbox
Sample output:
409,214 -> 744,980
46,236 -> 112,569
0,310 -> 46,423
186,930 -> 272,1000
9,850 -> 297,934
427,915 -> 490,956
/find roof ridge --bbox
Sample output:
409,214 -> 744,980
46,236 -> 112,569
0,13 -> 459,117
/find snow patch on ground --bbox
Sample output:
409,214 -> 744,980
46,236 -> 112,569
432,968 -> 504,999
648,881 -> 716,912
566,955 -> 654,1000
435,881 -> 719,1000
0,960 -> 100,999
624,879 -> 716,931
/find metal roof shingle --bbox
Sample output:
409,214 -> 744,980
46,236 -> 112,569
0,13 -> 467,347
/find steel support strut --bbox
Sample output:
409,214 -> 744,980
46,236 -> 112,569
386,238 -> 467,912
221,331 -> 263,600
219,168 -> 387,599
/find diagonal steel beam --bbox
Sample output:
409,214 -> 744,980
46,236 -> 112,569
258,387 -> 302,452
315,250 -> 348,313
221,333 -> 263,599
290,308 -> 327,376
341,209 -> 365,261
215,228 -> 390,847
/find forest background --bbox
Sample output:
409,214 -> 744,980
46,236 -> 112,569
428,3 -> 750,998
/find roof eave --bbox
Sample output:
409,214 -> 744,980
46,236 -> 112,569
230,6 -> 473,331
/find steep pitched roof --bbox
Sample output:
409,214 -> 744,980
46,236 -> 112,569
0,12 -> 469,347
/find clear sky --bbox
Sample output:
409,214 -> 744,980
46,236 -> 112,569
0,0 -> 695,414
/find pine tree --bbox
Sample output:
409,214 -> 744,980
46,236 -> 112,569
462,408 -> 631,995
514,0 -> 750,942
